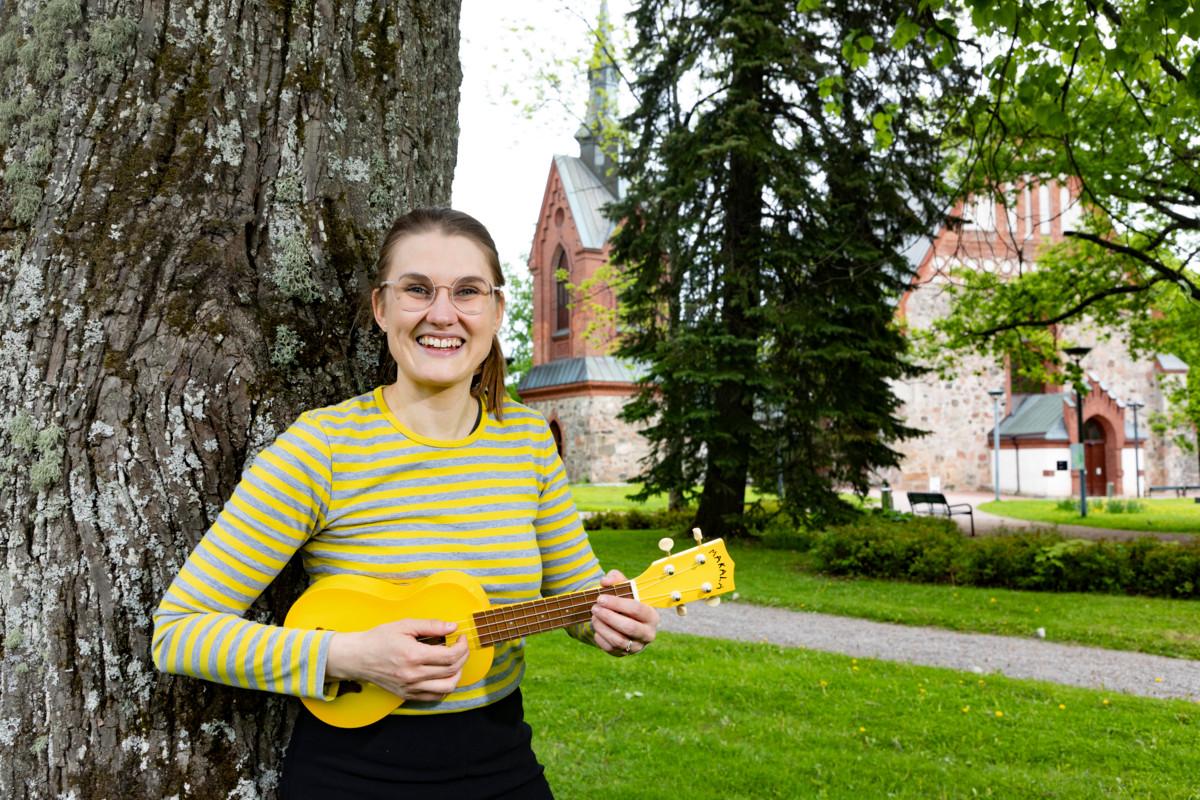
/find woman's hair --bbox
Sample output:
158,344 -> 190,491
373,208 -> 508,418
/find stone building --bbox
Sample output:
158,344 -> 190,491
517,13 -> 650,483
891,181 -> 1198,497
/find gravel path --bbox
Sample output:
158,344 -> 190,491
659,601 -> 1200,702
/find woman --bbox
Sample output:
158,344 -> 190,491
152,208 -> 660,799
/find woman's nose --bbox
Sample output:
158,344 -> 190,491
425,286 -> 459,322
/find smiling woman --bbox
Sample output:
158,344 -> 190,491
151,208 -> 662,800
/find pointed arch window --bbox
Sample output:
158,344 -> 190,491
554,249 -> 571,334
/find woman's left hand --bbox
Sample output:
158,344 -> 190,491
591,570 -> 660,657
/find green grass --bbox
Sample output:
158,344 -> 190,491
524,632 -> 1200,799
568,482 -> 777,513
979,498 -> 1200,534
589,529 -> 1200,661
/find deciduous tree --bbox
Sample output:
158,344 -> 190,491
0,2 -> 460,797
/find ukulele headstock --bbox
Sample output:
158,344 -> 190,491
632,529 -> 734,612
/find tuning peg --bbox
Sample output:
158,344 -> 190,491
676,605 -> 688,617
692,527 -> 703,545
705,597 -> 721,608
658,537 -> 674,555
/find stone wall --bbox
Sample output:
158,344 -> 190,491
890,271 -> 1196,495
525,392 -> 650,483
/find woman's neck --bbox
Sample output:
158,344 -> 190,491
384,381 -> 480,440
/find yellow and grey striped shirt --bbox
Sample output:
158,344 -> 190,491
152,388 -> 604,714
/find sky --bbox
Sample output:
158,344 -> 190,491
451,0 -> 632,280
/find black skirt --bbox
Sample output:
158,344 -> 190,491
279,689 -> 553,800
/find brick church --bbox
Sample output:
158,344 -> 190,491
519,11 -> 1197,496
516,18 -> 650,483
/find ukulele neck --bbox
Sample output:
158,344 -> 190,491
471,582 -> 636,648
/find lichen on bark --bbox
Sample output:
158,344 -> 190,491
0,1 -> 463,797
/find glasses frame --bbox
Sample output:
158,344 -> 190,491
376,274 -> 502,316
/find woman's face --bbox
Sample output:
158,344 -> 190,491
372,231 -> 504,397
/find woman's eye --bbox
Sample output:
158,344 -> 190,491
455,286 -> 482,298
404,284 -> 432,296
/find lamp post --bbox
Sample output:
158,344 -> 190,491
988,388 -> 1005,502
1128,399 -> 1144,499
1064,346 -> 1092,517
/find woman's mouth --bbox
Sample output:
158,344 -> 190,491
416,335 -> 465,353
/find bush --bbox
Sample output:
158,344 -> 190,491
582,508 -> 694,533
810,516 -> 1200,599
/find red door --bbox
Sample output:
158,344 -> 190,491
1083,419 -> 1107,496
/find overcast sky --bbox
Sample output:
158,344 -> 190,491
451,0 -> 632,280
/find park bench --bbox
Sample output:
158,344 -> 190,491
906,491 -> 975,536
1147,484 -> 1200,498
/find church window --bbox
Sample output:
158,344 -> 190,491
554,250 -> 571,333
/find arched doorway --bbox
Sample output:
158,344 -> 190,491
549,419 -> 564,460
1083,418 -> 1107,496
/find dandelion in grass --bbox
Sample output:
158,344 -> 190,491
1102,698 -> 1110,706
961,706 -> 970,714
1155,677 -> 1164,683
977,679 -> 986,688
995,711 -> 1004,718
989,597 -> 997,604
1058,704 -> 1066,710
858,726 -> 866,733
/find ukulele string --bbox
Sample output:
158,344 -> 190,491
411,561 -> 716,646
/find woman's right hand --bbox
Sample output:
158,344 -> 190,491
325,619 -> 470,702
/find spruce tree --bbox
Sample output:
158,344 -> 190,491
610,0 -> 974,534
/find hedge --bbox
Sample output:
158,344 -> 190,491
812,515 -> 1200,599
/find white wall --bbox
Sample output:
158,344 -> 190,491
994,446 -> 1072,496
1121,446 -> 1148,497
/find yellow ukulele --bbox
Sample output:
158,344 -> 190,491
285,532 -> 735,728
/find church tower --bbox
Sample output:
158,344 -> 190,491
517,2 -> 649,482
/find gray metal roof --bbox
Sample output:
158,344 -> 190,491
1157,353 -> 1189,372
518,356 -> 644,392
994,394 -> 1069,440
554,155 -> 617,249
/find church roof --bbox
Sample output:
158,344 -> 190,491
554,154 -> 617,249
993,394 -> 1069,440
1157,353 -> 1188,373
518,355 -> 644,392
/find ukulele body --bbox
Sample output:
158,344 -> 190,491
285,571 -> 496,728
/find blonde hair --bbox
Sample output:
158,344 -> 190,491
373,208 -> 508,419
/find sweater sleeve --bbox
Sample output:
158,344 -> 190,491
151,411 -> 336,700
529,416 -> 605,645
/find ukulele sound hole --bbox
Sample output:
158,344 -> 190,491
334,680 -> 363,697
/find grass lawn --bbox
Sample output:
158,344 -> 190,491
523,632 -> 1200,799
979,498 -> 1200,534
588,529 -> 1200,661
568,483 -> 859,513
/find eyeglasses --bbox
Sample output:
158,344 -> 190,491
377,274 -> 501,315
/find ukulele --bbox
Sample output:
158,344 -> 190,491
284,531 -> 735,728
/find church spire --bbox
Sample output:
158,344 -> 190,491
575,0 -> 620,197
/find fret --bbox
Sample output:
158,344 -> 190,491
472,582 -> 633,647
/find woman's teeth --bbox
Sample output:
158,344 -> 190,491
417,336 -> 464,349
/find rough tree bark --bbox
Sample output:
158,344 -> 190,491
0,1 -> 460,797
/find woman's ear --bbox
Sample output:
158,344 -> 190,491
371,288 -> 388,332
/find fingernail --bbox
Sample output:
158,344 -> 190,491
445,622 -> 456,632
596,595 -> 610,607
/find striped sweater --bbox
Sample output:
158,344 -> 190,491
151,388 -> 604,714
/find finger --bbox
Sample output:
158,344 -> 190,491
393,618 -> 458,638
591,616 -> 631,655
596,593 -> 657,623
599,569 -> 627,588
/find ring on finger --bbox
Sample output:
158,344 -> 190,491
624,639 -> 634,654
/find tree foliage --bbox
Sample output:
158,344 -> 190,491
923,0 -> 1199,448
610,0 -> 975,535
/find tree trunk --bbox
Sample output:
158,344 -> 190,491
0,1 -> 460,797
